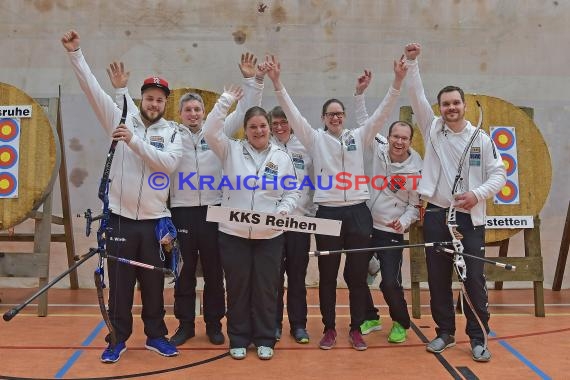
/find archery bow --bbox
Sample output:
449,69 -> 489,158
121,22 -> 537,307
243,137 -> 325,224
441,99 -> 491,353
83,95 -> 129,346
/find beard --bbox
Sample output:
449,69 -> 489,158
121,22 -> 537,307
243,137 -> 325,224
140,106 -> 165,125
442,109 -> 464,123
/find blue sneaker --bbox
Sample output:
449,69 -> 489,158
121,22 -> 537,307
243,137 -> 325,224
145,337 -> 179,357
100,341 -> 126,363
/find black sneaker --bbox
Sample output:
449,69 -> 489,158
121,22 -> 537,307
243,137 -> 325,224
169,324 -> 195,347
291,328 -> 310,344
207,330 -> 225,345
275,327 -> 282,341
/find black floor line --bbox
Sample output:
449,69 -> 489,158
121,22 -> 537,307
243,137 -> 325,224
410,321 -> 463,380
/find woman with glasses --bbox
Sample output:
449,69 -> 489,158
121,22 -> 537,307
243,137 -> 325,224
268,106 -> 316,345
266,55 -> 407,351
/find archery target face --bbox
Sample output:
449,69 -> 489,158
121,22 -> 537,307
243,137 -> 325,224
491,126 -> 520,205
0,172 -> 17,196
492,127 -> 515,150
0,145 -> 18,169
495,180 -> 518,204
0,118 -> 19,142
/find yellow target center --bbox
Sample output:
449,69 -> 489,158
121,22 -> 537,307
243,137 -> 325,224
0,178 -> 10,190
1,125 -> 12,136
501,186 -> 512,196
0,151 -> 11,162
498,135 -> 508,145
503,159 -> 510,170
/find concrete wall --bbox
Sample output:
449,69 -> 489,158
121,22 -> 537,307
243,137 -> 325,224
0,0 -> 568,289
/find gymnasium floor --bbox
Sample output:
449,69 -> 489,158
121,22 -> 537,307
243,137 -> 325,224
0,287 -> 568,379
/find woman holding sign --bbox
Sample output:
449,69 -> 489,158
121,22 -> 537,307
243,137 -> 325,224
203,86 -> 300,360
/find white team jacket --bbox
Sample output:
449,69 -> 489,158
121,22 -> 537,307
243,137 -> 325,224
203,92 -> 300,239
68,49 -> 182,220
406,59 -> 506,226
274,86 -> 400,206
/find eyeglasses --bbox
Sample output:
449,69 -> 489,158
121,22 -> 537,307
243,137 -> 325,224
389,135 -> 410,142
271,120 -> 289,128
324,111 -> 345,119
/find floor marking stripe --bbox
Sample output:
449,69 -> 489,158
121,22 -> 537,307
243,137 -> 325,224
491,331 -> 552,380
53,320 -> 105,378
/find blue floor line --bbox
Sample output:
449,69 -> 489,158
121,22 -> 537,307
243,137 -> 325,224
489,331 -> 552,380
54,320 -> 106,379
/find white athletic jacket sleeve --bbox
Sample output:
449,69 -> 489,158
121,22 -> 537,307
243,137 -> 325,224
358,86 -> 400,144
127,130 -> 182,173
224,77 -> 263,137
354,94 -> 369,127
405,59 -> 436,137
274,87 -> 318,149
203,92 -> 236,161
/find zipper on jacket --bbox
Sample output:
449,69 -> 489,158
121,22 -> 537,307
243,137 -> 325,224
135,128 -> 148,219
340,135 -> 346,202
193,139 -> 202,206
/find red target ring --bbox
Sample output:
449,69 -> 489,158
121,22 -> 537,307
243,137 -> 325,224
0,118 -> 20,142
496,180 -> 518,204
0,145 -> 18,169
0,172 -> 17,196
500,153 -> 517,177
492,127 -> 515,151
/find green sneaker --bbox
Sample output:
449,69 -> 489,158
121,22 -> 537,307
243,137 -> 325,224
360,319 -> 382,335
388,322 -> 407,343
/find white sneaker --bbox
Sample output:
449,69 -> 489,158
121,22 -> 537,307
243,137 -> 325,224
229,347 -> 247,360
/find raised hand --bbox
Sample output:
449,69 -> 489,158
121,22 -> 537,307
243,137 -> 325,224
404,43 -> 421,60
106,62 -> 130,89
393,55 -> 408,89
61,29 -> 80,52
224,85 -> 244,102
238,52 -> 258,78
265,55 -> 281,85
355,69 -> 372,95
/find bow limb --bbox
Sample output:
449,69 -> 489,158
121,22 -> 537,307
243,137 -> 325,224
92,95 -> 128,345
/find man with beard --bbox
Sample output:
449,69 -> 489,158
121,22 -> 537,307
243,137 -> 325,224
404,43 -> 506,362
62,30 -> 183,363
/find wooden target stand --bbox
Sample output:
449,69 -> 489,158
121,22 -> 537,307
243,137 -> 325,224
0,83 -> 77,315
400,94 -> 552,318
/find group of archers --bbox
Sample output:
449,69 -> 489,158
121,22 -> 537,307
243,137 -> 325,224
60,29 -> 506,364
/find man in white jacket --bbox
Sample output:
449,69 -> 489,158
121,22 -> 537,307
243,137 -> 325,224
62,30 -> 183,363
353,73 -> 422,343
404,43 -> 506,362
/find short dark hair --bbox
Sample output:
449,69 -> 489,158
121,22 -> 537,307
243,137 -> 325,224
244,106 -> 269,128
268,106 -> 287,123
437,85 -> 465,105
388,121 -> 414,140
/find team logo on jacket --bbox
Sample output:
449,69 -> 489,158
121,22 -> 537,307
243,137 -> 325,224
263,161 -> 278,179
291,152 -> 305,170
149,135 -> 165,150
200,138 -> 210,151
469,146 -> 481,166
343,134 -> 357,151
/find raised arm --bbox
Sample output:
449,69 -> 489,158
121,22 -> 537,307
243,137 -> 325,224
62,30 -> 122,135
203,86 -> 244,161
107,61 -> 139,115
354,70 -> 372,127
266,55 -> 317,148
224,52 -> 264,137
404,43 -> 435,136
358,57 -> 405,143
